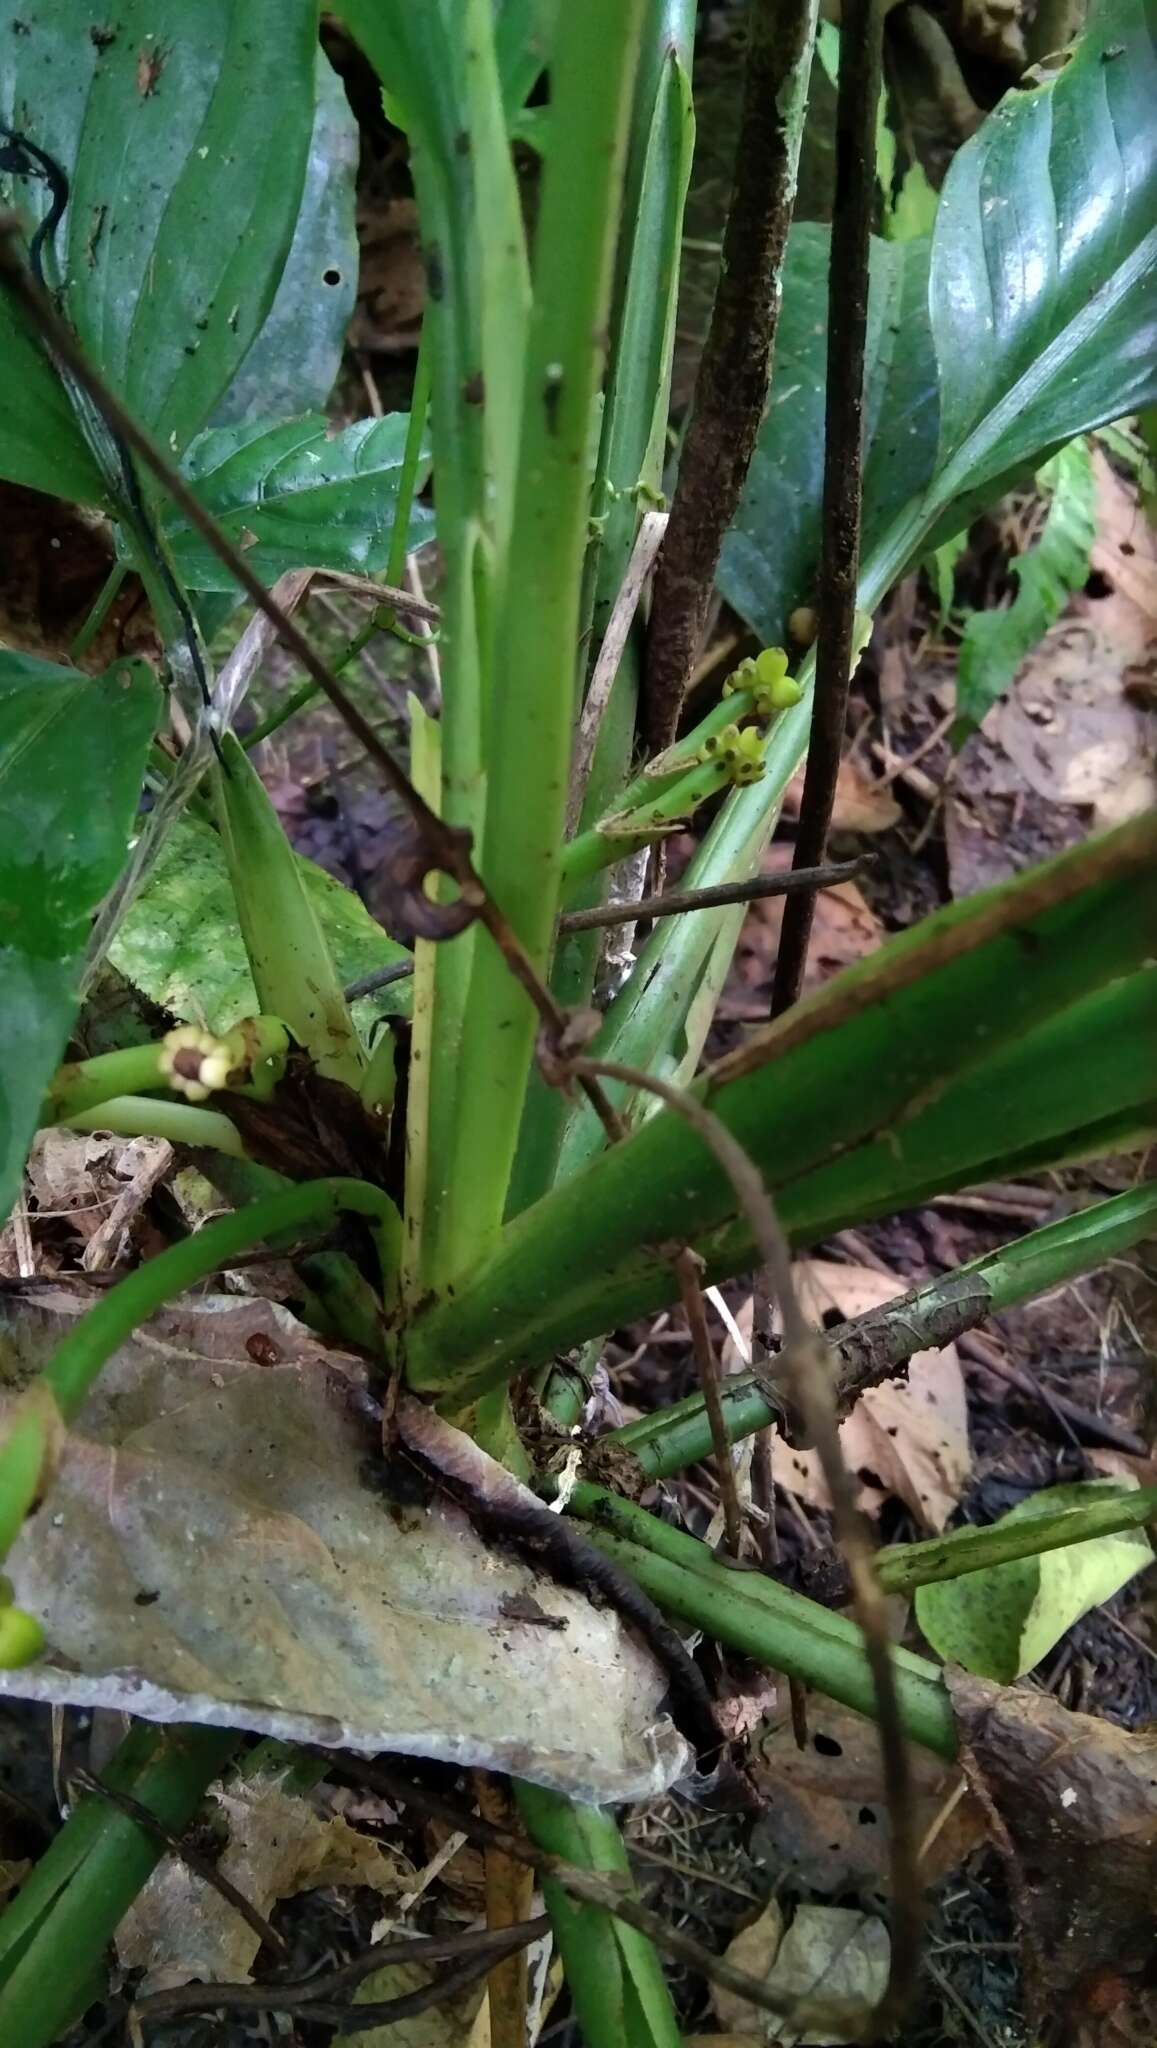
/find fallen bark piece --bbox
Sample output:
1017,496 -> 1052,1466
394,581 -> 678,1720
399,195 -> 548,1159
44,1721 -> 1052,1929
948,1667 -> 1157,2032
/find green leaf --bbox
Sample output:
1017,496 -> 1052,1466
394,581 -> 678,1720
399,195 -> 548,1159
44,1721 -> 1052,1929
160,414 -> 433,592
211,47 -> 359,427
0,0 -> 319,457
406,813 -> 1157,1397
0,299 -> 106,503
0,652 -> 159,1222
494,0 -> 559,119
915,1482 -> 1153,1681
928,0 -> 1157,509
720,0 -> 1157,640
955,437 -> 1096,740
720,225 -> 939,644
107,816 -> 412,1043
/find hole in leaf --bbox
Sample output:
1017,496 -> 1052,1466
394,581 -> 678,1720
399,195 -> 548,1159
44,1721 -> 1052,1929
814,1732 -> 842,1757
323,266 -> 342,286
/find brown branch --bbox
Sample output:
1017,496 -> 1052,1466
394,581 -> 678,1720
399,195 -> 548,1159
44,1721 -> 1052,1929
0,218 -> 622,1149
770,0 -> 885,1016
675,1248 -> 745,1556
131,1918 -> 547,2026
70,1767 -> 287,1962
341,857 -> 872,1002
324,1753 -> 886,2031
565,1053 -> 922,2032
644,0 -> 819,750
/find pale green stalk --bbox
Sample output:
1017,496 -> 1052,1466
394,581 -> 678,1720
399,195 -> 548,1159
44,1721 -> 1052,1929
431,0 -> 649,1284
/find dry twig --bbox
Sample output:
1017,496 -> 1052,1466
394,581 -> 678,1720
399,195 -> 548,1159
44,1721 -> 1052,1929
770,0 -> 885,1016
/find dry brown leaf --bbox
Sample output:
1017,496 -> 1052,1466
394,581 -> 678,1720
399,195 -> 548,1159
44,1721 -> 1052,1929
1089,444 -> 1157,625
767,1261 -> 970,1531
783,759 -> 902,835
714,1902 -> 890,2045
752,1699 -> 984,1896
118,1774 -> 410,1990
712,1900 -> 785,2036
949,1668 -> 1157,2036
0,1294 -> 693,1803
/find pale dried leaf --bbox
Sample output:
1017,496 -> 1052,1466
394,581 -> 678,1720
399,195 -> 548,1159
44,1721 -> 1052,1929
0,1296 -> 692,1802
769,1262 -> 969,1530
712,1900 -> 785,2035
784,759 -> 902,834
753,1700 -> 984,1895
714,1902 -> 890,2045
118,1774 -> 409,1989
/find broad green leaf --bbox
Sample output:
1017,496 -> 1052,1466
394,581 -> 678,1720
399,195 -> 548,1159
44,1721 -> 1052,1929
719,0 -> 1157,640
928,0 -> 1157,507
916,1482 -> 1152,1681
955,437 -> 1096,740
407,813 -> 1157,1396
0,652 -> 159,1222
720,225 -> 938,644
211,47 -> 359,427
159,414 -> 433,592
0,299 -> 106,503
107,816 -> 412,1041
0,0 -> 319,456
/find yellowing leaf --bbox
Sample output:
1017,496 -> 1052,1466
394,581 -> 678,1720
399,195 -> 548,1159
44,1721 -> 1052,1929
916,1480 -> 1153,1681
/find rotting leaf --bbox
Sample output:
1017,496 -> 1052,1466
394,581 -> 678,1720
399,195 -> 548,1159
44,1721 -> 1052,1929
118,1773 -> 411,1990
0,1294 -> 692,1804
752,1699 -> 983,1898
948,1667 -> 1157,2032
916,1479 -> 1152,1681
713,1901 -> 890,2045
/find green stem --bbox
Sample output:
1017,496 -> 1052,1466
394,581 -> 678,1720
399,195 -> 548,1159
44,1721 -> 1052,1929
605,1183 -> 1157,1479
69,559 -> 128,663
42,1018 -> 288,1124
0,1178 -> 399,1559
515,1785 -> 682,2048
877,1485 -> 1157,1594
242,672 -> 324,749
0,1724 -> 238,2047
434,0 -> 649,1281
386,328 -> 432,591
241,598 -> 393,751
62,1095 -> 246,1156
585,1521 -> 957,1758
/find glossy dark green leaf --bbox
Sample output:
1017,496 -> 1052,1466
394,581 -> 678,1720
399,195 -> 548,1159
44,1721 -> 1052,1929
0,652 -> 159,1222
212,48 -> 359,427
0,0 -> 318,456
719,226 -> 938,643
719,0 -> 1157,638
0,302 -> 106,502
159,414 -> 433,591
928,0 -> 1157,506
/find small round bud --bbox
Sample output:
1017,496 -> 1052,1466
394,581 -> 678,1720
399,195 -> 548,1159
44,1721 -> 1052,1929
0,1605 -> 45,1670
